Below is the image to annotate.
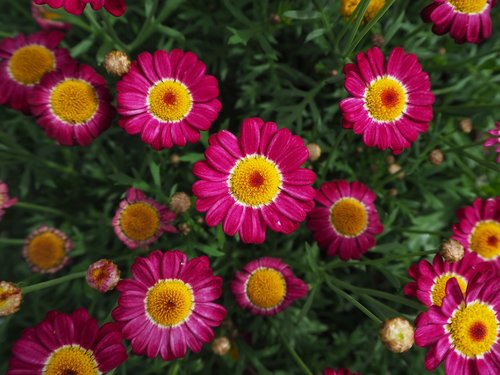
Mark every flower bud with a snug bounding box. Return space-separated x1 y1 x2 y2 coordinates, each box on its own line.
429 149 444 165
372 34 385 47
270 14 281 24
307 143 321 162
103 50 131 76
388 188 398 197
86 259 120 293
459 118 473 134
178 223 191 235
440 239 464 263
0 281 22 316
212 336 231 356
170 192 191 214
170 154 180 166
379 317 414 353
388 163 405 179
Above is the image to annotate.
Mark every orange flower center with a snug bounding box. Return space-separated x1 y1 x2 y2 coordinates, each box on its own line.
330 197 368 237
364 76 407 122
448 0 488 14
50 79 99 125
43 345 99 375
246 268 286 309
470 220 500 259
8 44 55 85
26 231 67 271
148 80 192 122
430 273 467 307
119 202 160 242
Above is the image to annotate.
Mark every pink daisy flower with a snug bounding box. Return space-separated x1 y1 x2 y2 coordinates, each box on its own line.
193 118 316 244
340 47 434 154
86 259 121 293
231 257 308 316
0 31 71 114
23 225 72 274
7 308 127 374
31 4 71 32
421 0 496 44
0 181 17 221
112 187 177 249
415 271 500 373
112 250 226 360
452 197 500 268
325 369 361 375
117 50 222 150
484 122 500 163
29 62 115 146
33 0 126 17
403 253 483 307
307 180 384 260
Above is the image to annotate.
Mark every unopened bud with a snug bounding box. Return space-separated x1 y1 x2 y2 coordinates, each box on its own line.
379 317 414 353
330 69 339 77
0 281 22 316
170 192 191 214
170 154 180 166
429 149 444 165
103 50 131 76
438 47 446 56
388 188 398 197
440 239 464 263
459 118 473 134
307 143 321 162
270 14 281 24
86 259 120 293
388 163 404 179
212 336 231 356
372 34 385 47
178 223 191 235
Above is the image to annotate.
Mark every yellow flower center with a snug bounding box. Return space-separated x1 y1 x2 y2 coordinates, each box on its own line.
146 279 194 327
470 220 500 260
340 0 386 22
364 76 407 122
246 268 286 309
148 80 193 122
447 302 498 358
8 45 55 86
26 231 66 271
0 194 4 207
40 7 65 21
119 202 160 242
431 273 467 307
50 79 99 125
448 0 488 14
229 155 282 207
330 198 368 237
43 345 99 375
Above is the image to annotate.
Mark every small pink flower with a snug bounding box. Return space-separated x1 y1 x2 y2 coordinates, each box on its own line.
112 250 226 360
193 118 316 244
484 122 500 163
117 50 222 149
86 259 121 293
31 4 71 32
112 187 177 249
0 31 71 114
29 62 115 146
33 0 126 16
7 308 127 374
0 181 17 221
415 271 500 373
421 0 495 44
340 47 434 154
231 257 308 316
452 197 500 268
307 180 383 260
324 369 361 375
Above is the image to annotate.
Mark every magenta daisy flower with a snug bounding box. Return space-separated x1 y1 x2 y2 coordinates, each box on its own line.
86 259 121 293
325 369 361 375
421 0 495 44
117 50 222 150
112 187 177 249
484 122 500 163
231 257 308 316
193 118 316 244
33 0 126 16
307 180 383 260
0 31 71 114
7 308 127 374
23 225 72 274
29 62 115 146
31 4 71 32
340 47 434 154
112 250 226 360
403 253 483 307
415 271 500 373
0 181 17 221
452 197 500 268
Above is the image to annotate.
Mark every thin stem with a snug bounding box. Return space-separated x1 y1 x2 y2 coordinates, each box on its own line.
324 249 437 269
15 201 67 217
325 279 382 324
0 238 24 245
271 321 314 375
392 227 450 236
22 271 87 294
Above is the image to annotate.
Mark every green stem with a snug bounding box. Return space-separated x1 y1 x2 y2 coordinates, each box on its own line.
312 0 337 55
127 0 160 52
22 271 86 294
393 228 450 236
0 238 24 245
167 361 181 375
325 279 382 324
342 0 371 57
271 321 314 375
324 249 437 269
15 201 67 217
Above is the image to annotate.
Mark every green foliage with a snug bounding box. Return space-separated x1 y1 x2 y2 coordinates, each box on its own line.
0 0 499 374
